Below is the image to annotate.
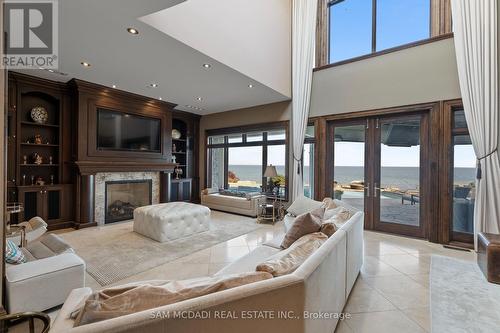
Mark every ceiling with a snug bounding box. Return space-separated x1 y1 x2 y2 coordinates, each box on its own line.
14 0 291 115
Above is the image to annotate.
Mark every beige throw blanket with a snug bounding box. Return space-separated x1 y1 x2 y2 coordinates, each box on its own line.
72 271 273 327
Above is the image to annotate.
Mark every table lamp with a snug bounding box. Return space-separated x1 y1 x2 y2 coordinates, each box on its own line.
263 165 278 193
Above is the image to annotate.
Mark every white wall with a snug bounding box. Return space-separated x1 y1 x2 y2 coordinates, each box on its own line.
141 0 291 98
310 37 461 116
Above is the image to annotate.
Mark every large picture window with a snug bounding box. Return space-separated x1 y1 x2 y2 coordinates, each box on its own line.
206 123 288 198
328 0 431 63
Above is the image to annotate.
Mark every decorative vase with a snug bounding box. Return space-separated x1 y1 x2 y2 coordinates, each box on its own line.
172 129 181 140
30 106 48 124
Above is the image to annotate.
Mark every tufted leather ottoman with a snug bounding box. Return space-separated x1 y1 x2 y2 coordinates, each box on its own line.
133 203 211 242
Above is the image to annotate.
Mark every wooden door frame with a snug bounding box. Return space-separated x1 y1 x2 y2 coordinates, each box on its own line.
326 118 372 229
371 112 430 239
438 99 474 247
323 103 440 240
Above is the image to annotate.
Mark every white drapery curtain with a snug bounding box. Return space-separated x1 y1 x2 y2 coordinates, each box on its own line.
291 0 318 201
451 0 500 245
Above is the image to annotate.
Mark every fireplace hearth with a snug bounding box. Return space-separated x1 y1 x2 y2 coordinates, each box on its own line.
105 180 152 223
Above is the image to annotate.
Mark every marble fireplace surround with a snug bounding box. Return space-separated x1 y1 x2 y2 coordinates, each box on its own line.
94 172 160 225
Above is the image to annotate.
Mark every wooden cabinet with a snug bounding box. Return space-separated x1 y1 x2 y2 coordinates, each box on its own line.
17 184 73 230
171 112 200 203
7 72 75 230
170 178 192 202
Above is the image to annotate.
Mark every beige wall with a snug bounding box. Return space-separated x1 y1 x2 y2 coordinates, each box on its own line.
310 37 461 116
199 101 291 190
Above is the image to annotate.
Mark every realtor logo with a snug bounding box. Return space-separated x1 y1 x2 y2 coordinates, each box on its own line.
2 0 58 69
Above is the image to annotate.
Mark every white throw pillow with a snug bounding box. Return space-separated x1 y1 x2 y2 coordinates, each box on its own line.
286 195 323 216
324 206 343 220
323 206 354 227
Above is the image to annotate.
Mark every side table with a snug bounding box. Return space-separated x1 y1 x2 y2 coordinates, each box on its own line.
257 195 285 224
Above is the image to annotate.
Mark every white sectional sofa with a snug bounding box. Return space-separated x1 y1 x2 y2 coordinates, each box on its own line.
50 208 364 333
201 188 264 217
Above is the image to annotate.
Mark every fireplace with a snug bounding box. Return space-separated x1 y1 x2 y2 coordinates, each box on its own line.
105 180 152 224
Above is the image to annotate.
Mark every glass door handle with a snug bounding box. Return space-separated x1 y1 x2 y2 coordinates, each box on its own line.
364 186 370 197
374 183 381 198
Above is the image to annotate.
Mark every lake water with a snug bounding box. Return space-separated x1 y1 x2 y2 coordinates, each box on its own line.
228 165 476 191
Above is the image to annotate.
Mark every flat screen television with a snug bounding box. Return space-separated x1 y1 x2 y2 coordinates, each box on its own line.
97 108 161 152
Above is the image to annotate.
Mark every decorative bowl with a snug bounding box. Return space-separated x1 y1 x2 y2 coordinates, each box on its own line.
172 129 181 140
30 106 48 124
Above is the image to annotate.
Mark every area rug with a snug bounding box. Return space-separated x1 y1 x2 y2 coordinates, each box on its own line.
430 255 500 333
60 211 264 286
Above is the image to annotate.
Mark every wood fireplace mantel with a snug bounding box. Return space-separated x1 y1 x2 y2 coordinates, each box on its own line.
75 161 177 175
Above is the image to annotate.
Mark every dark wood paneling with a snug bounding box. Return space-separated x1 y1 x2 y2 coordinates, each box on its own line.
70 79 175 165
315 0 330 68
7 73 201 230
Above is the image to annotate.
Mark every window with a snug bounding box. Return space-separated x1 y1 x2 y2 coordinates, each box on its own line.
328 0 431 63
268 144 287 197
303 124 316 198
228 146 263 189
450 110 476 241
206 123 288 198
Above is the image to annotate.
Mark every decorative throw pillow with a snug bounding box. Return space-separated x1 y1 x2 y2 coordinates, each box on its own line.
320 222 337 237
5 240 26 265
324 206 343 220
286 195 323 217
322 197 338 210
281 211 322 249
323 206 354 227
257 232 328 276
332 199 359 215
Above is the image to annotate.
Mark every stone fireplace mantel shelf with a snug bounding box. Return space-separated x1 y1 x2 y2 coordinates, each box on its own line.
75 161 177 175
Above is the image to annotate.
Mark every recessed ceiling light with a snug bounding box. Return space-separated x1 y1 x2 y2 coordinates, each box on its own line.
47 69 54 73
149 83 158 88
186 105 192 108
127 27 139 35
196 97 203 101
158 97 162 100
248 84 254 88
81 61 91 67
202 63 211 69
112 84 117 88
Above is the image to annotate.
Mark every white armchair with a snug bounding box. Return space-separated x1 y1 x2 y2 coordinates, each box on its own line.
7 216 48 247
5 233 86 313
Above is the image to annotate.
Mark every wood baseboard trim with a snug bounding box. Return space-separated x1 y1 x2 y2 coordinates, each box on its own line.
75 222 98 229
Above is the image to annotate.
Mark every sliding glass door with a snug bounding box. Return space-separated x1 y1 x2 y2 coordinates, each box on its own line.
328 112 429 238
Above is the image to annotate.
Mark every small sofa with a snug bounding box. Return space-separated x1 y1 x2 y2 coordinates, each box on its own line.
201 188 264 217
50 209 364 333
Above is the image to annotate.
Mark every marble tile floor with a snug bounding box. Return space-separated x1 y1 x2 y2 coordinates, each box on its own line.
49 216 476 333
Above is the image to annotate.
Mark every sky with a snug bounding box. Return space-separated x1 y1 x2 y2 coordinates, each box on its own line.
227 141 476 168
329 0 431 63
